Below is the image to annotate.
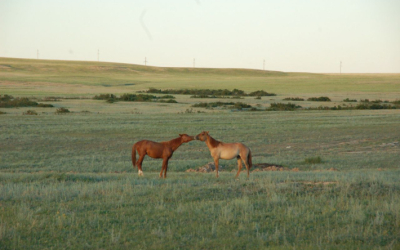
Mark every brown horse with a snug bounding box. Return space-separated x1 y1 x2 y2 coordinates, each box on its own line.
132 134 194 178
195 131 252 178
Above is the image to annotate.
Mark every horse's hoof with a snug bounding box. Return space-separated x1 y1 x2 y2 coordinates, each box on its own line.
138 170 144 176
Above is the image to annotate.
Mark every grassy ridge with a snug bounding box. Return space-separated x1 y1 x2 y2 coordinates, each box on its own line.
1 57 400 97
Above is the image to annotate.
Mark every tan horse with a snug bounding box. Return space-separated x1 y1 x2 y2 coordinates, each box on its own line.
132 134 194 178
195 131 252 178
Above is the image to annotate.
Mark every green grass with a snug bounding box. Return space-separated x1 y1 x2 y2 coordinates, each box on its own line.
1 57 400 249
0 171 399 249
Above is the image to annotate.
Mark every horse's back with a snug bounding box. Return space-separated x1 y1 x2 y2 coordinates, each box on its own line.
135 140 163 151
216 142 247 160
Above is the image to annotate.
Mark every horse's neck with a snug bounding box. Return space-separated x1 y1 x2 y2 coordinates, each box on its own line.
167 137 183 151
206 135 220 149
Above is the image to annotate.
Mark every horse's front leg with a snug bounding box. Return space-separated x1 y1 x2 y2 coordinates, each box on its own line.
213 157 220 178
163 158 170 178
160 158 169 178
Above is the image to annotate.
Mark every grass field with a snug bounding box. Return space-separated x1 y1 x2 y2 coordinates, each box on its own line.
1 57 399 249
1 57 400 99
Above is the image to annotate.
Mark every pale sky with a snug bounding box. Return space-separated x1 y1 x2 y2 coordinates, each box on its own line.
1 0 399 73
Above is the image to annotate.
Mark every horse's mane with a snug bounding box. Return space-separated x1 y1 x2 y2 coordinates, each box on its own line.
208 135 221 148
162 137 181 145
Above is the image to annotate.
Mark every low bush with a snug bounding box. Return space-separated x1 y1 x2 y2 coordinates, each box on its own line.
304 156 323 164
267 103 301 111
343 98 357 102
93 94 117 100
307 97 331 102
0 111 7 115
192 102 233 108
143 88 275 97
119 94 156 102
248 90 276 96
190 95 217 98
192 102 251 109
355 103 396 110
0 95 53 108
283 97 304 101
233 102 252 109
159 99 178 103
37 103 54 107
23 110 38 115
55 107 70 114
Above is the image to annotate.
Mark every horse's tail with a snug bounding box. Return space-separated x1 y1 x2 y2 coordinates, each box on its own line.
248 150 252 169
132 143 137 168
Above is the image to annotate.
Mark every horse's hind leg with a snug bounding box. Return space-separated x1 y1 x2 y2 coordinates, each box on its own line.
137 154 145 176
235 156 243 178
240 153 250 178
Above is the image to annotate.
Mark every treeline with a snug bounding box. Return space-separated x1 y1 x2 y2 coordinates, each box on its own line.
93 93 177 103
142 88 276 97
0 95 53 108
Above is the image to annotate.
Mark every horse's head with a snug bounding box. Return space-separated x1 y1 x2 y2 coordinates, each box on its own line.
195 131 209 141
179 134 195 143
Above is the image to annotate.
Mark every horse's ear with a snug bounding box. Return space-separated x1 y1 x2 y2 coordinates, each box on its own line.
179 134 183 137
206 131 209 134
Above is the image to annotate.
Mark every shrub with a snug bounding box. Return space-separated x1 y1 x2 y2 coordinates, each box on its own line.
268 103 301 111
343 98 357 102
248 90 276 96
143 88 275 97
360 99 369 103
93 94 117 100
119 94 156 102
0 95 13 102
23 110 38 115
159 99 178 103
233 102 252 109
0 95 53 108
192 102 234 108
307 97 331 102
283 97 304 101
55 107 70 114
37 103 54 107
355 103 396 110
392 99 400 105
192 102 251 109
190 95 217 98
0 111 7 115
304 156 322 164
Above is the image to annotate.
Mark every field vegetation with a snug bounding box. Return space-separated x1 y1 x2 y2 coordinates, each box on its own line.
1 57 399 249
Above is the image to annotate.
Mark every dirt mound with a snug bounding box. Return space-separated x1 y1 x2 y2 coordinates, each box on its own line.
186 162 301 173
185 162 224 173
313 167 338 172
252 163 296 172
